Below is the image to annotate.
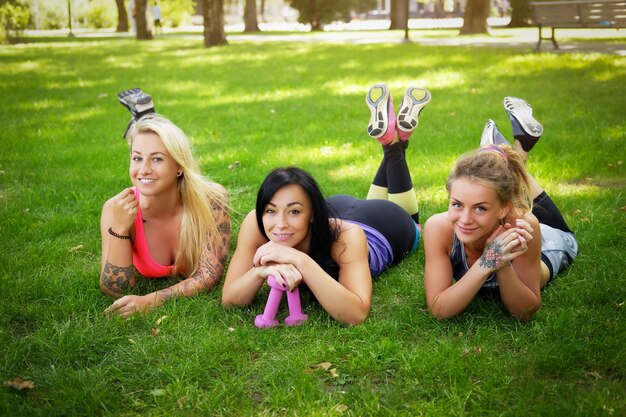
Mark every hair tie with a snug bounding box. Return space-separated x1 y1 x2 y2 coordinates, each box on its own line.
478 144 507 161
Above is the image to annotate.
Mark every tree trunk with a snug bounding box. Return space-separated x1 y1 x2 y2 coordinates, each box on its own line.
135 0 153 39
389 0 399 29
244 0 260 32
508 0 532 27
398 0 408 30
115 0 129 32
260 0 266 22
308 0 322 31
201 0 227 47
460 0 489 35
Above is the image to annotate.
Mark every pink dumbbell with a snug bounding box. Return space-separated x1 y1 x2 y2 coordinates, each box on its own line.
254 275 308 328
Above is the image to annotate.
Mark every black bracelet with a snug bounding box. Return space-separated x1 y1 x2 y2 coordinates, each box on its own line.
108 227 131 240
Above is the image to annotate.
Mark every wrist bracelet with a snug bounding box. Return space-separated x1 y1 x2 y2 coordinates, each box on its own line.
108 227 131 240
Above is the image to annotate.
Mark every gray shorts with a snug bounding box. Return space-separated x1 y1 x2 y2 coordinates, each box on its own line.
540 223 578 280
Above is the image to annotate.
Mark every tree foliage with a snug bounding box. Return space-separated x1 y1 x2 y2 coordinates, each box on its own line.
286 0 376 31
0 0 30 43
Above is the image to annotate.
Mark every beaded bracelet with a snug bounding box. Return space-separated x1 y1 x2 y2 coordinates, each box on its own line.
108 227 131 240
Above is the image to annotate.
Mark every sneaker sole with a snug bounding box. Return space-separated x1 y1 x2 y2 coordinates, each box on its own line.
504 96 543 138
479 119 497 146
397 87 431 133
366 83 390 141
117 88 153 114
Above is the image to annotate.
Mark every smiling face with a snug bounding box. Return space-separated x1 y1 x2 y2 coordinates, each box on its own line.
129 132 180 196
448 177 509 246
262 184 313 250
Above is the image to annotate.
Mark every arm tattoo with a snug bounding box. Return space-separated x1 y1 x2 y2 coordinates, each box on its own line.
100 261 133 294
157 205 231 302
479 241 506 270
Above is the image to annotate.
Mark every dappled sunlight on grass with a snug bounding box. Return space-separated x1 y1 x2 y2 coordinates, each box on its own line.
2 33 625 417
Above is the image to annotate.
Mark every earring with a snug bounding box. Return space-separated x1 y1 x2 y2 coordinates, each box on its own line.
177 171 182 177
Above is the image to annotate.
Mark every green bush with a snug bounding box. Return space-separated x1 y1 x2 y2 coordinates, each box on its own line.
0 0 30 43
86 0 116 29
161 0 195 28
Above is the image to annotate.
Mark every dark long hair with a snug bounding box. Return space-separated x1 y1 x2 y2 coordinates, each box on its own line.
255 167 340 276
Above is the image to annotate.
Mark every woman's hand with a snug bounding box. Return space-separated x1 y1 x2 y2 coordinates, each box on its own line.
103 294 159 319
110 188 138 234
256 263 303 291
253 241 305 270
502 219 534 253
479 225 529 272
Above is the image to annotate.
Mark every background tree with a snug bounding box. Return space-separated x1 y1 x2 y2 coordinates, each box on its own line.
460 0 489 35
508 0 532 27
115 0 129 32
286 0 376 31
389 0 399 29
135 0 152 39
200 0 227 47
244 0 260 32
0 0 30 43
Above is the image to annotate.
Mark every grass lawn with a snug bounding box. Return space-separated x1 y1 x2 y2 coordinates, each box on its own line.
0 29 625 416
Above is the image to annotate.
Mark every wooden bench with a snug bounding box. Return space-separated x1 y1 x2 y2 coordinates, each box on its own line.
529 1 626 50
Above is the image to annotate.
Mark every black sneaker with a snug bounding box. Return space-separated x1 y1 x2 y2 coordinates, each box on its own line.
504 96 543 151
117 88 155 119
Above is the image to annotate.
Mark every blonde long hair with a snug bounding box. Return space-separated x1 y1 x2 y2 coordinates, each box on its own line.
446 144 532 217
127 114 228 276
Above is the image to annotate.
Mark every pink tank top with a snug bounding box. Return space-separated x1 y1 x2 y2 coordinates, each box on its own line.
132 187 175 277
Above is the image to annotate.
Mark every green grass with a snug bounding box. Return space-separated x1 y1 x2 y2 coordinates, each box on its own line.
1 29 625 416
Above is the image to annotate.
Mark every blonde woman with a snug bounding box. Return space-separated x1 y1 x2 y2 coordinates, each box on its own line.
424 97 577 321
100 89 230 318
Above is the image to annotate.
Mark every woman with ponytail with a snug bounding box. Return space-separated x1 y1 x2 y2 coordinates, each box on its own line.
99 89 231 318
424 97 578 321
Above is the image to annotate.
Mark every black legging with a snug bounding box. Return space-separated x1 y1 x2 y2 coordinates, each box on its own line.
326 194 417 263
533 191 573 233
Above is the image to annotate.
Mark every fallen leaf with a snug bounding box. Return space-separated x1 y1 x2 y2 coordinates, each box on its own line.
69 244 83 253
330 368 339 378
449 112 456 117
580 217 591 223
4 378 35 391
571 209 582 216
334 404 349 413
151 328 160 336
475 345 482 354
177 395 188 410
228 161 240 170
619 206 626 212
585 371 602 379
311 362 333 371
227 327 235 332
156 316 169 325
151 388 167 396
